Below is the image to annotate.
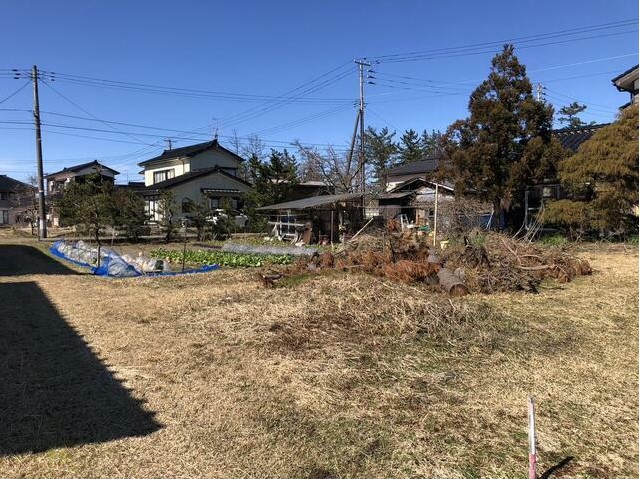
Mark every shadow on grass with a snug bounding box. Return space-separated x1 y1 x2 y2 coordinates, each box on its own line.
0 281 161 455
540 456 575 479
0 245 79 276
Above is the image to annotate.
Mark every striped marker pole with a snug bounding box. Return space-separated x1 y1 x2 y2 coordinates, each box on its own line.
528 396 537 479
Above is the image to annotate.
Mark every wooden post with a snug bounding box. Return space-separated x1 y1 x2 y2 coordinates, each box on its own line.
433 183 439 247
330 208 334 249
528 396 537 479
181 219 187 273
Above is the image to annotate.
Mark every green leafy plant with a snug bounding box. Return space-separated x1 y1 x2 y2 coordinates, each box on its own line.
150 249 294 268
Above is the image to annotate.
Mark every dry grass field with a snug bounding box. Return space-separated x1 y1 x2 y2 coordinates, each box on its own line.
0 234 637 478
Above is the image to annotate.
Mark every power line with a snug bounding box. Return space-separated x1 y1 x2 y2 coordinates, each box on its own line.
216 67 354 130
36 69 353 104
544 88 619 112
40 79 155 146
367 19 638 63
0 81 31 105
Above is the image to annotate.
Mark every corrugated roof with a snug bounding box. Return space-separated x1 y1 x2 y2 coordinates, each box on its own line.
552 124 609 152
45 160 120 179
256 192 363 210
138 140 244 166
378 191 415 200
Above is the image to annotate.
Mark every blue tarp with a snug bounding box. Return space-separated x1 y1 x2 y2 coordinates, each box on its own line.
50 240 219 278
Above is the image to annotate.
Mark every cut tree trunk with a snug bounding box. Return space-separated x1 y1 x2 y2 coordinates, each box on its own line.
438 268 469 296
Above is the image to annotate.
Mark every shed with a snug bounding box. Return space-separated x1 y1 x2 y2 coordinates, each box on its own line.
257 193 364 243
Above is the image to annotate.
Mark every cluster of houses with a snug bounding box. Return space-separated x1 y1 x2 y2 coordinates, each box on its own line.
1 64 637 241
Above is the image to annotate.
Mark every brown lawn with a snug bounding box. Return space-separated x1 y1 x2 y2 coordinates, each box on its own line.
0 236 637 478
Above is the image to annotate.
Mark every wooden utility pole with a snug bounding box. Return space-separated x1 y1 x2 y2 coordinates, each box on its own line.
32 65 47 240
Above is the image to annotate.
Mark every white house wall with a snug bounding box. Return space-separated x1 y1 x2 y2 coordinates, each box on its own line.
143 159 190 187
189 149 241 172
165 173 252 219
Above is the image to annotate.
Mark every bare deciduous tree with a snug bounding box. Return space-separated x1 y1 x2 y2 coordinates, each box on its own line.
294 142 361 193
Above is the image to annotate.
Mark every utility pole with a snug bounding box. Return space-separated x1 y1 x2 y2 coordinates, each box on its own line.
355 59 370 194
32 65 47 240
536 83 545 102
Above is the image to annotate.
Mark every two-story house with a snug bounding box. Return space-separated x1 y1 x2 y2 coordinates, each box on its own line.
0 175 36 226
45 160 119 226
137 139 252 221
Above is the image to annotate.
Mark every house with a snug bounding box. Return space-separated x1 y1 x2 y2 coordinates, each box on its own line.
0 175 36 226
45 160 119 226
46 160 119 195
377 177 456 224
137 139 252 221
612 64 639 109
384 154 441 192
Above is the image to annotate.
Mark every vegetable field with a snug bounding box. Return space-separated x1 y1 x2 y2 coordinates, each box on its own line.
150 248 294 268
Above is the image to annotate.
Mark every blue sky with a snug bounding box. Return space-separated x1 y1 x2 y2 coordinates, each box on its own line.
0 0 637 183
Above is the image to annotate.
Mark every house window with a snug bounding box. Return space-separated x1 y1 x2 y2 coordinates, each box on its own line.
209 197 220 209
153 169 175 184
0 192 8 200
182 198 192 214
0 210 8 224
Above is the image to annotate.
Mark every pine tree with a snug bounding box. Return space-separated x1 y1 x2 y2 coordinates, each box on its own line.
397 129 423 164
247 149 298 206
441 44 564 229
419 129 442 156
558 102 588 128
546 106 639 237
57 173 117 246
365 126 398 185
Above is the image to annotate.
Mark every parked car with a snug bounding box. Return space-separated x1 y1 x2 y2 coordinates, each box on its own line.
207 209 249 228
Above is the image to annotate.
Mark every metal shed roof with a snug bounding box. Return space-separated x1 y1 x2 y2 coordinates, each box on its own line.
256 192 363 211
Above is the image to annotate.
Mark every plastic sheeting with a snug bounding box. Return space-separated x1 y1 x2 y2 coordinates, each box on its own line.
50 240 218 278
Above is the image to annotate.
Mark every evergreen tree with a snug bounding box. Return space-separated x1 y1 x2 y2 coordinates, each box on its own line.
419 129 442 156
397 129 423 164
246 149 299 206
441 44 564 229
112 189 146 241
546 106 639 237
157 190 177 242
57 173 117 246
558 102 588 128
365 126 398 185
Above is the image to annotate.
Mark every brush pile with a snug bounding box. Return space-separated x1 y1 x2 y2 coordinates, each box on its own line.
290 221 441 284
440 230 592 293
266 222 592 295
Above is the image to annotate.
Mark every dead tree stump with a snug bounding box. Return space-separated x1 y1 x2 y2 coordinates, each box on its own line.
437 268 469 296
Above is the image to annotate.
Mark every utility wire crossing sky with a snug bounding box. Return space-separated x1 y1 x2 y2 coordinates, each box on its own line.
0 1 637 183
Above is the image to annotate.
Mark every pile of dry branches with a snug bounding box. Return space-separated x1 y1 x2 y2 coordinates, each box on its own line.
291 222 440 284
265 222 591 294
440 230 592 293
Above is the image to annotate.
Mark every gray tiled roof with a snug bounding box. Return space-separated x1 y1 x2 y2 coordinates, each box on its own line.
552 124 609 152
385 154 441 177
0 174 35 192
138 140 244 167
45 160 119 179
